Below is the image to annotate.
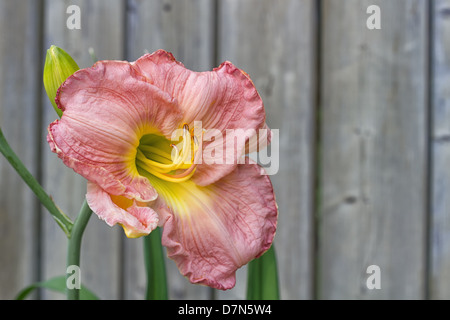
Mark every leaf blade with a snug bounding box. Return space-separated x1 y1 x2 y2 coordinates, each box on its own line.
15 276 99 300
246 245 280 300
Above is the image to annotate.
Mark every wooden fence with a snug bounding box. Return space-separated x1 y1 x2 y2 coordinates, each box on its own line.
0 0 449 299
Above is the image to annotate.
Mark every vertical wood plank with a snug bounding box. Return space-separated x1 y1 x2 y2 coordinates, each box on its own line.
0 0 42 299
124 0 215 299
41 0 124 299
319 0 428 299
431 0 450 300
218 0 317 299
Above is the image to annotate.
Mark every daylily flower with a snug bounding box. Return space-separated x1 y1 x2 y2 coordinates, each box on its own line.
47 50 278 290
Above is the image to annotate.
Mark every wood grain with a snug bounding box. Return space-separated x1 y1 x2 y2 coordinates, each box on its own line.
319 0 428 299
0 0 42 299
0 0 442 301
431 0 450 300
41 0 125 299
218 0 317 299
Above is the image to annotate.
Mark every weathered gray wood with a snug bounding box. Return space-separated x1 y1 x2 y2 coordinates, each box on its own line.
124 0 215 299
431 0 450 300
0 0 42 299
126 0 214 70
319 0 428 299
218 0 317 299
41 0 124 299
1 0 442 301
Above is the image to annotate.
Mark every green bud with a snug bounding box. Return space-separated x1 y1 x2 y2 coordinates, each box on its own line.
43 45 79 118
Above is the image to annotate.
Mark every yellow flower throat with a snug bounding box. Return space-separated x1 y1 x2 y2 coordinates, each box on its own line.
135 124 200 183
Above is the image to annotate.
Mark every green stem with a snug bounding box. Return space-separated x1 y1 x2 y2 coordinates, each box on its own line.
0 128 73 237
66 200 92 300
143 227 168 300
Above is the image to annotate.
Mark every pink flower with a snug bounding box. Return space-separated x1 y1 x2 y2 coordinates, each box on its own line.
47 50 278 290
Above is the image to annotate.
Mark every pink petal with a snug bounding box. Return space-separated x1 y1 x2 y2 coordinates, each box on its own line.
246 123 273 153
153 162 278 290
132 50 268 186
86 182 159 238
47 59 183 202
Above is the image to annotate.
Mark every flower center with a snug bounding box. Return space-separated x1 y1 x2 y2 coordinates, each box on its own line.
135 124 201 183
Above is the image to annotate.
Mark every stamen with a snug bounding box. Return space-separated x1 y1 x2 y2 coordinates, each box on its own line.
167 137 202 179
136 149 177 173
137 157 195 183
136 125 203 183
139 145 173 161
178 126 193 167
170 144 180 163
162 163 197 180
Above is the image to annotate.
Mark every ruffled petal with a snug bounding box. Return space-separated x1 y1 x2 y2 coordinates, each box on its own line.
132 50 268 186
86 182 159 238
246 123 272 153
47 59 183 202
150 162 278 290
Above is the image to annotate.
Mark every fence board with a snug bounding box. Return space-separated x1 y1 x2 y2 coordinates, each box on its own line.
123 0 215 300
319 0 428 299
41 0 125 299
0 0 42 299
0 0 445 301
431 0 450 300
218 0 317 299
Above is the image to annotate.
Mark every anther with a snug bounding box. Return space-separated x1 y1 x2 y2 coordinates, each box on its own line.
193 135 199 146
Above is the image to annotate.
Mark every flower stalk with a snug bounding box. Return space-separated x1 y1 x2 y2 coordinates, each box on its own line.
143 227 168 300
0 128 73 237
66 199 92 300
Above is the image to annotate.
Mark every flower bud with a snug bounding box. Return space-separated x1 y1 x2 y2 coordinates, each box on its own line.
43 45 79 117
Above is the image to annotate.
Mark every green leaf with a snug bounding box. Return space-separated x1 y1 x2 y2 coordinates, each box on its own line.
143 227 168 300
15 276 99 300
246 245 280 300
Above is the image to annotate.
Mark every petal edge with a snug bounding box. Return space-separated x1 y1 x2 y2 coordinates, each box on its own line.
153 162 278 290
